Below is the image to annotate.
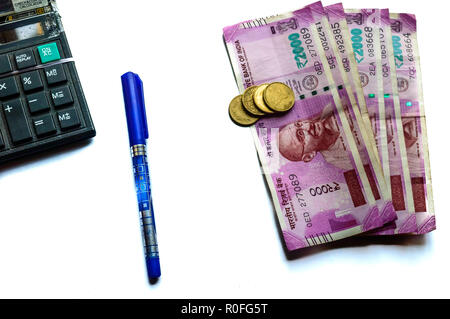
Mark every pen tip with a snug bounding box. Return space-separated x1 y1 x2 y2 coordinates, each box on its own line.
149 277 159 285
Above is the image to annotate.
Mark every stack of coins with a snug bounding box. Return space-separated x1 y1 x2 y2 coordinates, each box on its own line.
228 82 296 127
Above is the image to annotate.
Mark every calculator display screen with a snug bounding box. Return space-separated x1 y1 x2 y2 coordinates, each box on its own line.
0 22 44 45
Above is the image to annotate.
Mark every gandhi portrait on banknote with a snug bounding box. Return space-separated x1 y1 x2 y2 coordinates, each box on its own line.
402 118 418 149
278 104 357 170
402 117 423 174
385 115 422 173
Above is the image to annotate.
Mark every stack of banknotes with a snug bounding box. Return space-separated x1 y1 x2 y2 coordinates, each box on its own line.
223 1 435 251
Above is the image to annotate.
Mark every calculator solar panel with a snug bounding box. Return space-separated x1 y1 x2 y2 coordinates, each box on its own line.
0 1 95 164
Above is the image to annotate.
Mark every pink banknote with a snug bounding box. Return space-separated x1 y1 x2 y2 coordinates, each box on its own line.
223 4 395 251
308 2 394 225
344 9 390 171
324 3 368 116
389 13 435 234
366 9 419 234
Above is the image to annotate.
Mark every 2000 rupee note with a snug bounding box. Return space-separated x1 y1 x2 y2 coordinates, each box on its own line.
308 1 394 226
223 5 395 250
389 13 435 234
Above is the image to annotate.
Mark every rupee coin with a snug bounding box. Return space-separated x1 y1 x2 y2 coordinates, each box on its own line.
253 84 274 114
264 82 295 112
242 86 265 116
229 95 260 127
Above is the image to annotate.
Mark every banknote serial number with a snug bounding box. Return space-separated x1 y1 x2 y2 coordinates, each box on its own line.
289 174 312 228
330 23 346 54
330 22 350 72
380 28 389 78
351 27 374 63
316 23 336 70
289 174 306 207
315 23 330 52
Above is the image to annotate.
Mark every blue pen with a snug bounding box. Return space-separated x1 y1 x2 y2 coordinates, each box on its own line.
121 72 161 280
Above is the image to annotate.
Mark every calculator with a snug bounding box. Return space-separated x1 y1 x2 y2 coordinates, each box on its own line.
0 0 95 164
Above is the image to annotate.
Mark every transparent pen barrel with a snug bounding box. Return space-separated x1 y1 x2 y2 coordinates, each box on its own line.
131 144 159 258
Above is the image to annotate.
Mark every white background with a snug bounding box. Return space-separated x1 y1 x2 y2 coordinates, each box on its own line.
0 0 448 299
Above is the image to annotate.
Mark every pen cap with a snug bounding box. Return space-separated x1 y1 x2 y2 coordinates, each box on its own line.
121 72 149 145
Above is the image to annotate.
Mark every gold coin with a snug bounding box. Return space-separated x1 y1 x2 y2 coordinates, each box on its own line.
253 84 274 114
242 86 265 116
263 82 295 112
228 95 260 127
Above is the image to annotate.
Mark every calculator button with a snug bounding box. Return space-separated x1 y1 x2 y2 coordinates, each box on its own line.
44 64 66 85
37 43 61 64
0 76 19 99
33 114 56 137
51 86 73 107
3 99 32 144
57 108 80 130
0 55 12 74
27 92 50 114
20 71 43 92
14 49 37 70
0 132 4 149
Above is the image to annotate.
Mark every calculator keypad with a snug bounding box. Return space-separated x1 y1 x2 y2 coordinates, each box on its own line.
21 71 43 92
0 55 12 74
58 108 80 130
27 91 50 114
14 48 37 70
3 99 32 144
51 86 73 107
0 40 91 155
33 114 56 137
0 132 4 149
44 64 66 85
0 77 19 99
37 43 61 64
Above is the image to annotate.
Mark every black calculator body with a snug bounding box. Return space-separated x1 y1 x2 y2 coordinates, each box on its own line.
0 0 95 164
